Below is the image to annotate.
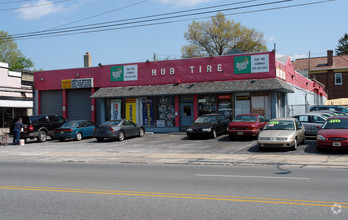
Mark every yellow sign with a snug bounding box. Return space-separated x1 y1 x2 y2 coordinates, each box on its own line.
62 79 72 89
126 101 136 123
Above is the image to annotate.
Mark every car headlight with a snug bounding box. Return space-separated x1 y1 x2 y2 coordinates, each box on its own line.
202 128 212 132
317 135 326 141
187 128 193 132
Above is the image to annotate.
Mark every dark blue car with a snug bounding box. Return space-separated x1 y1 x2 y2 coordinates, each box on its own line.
54 120 95 141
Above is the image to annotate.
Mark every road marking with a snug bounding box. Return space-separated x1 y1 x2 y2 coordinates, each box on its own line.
0 185 347 208
195 174 311 180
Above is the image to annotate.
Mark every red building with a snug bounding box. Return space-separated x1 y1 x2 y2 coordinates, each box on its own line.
35 51 326 132
293 50 348 100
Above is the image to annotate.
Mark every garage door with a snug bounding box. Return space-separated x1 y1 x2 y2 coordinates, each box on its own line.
40 90 63 116
67 89 91 120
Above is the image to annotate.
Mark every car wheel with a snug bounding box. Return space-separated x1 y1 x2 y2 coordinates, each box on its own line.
76 132 82 141
118 131 125 141
139 128 145 137
229 135 235 141
211 129 217 139
59 138 65 142
187 134 194 140
37 130 47 142
301 135 306 145
290 139 298 151
96 138 104 142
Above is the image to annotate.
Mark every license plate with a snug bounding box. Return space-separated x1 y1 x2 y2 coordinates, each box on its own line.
60 131 64 134
237 132 243 135
333 142 341 147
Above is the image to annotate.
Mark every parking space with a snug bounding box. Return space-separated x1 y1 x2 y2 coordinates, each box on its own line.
3 133 331 156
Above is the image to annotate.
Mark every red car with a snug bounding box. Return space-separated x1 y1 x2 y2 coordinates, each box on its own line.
316 116 348 152
227 114 267 140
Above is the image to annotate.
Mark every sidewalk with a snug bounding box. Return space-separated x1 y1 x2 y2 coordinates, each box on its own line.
0 133 347 168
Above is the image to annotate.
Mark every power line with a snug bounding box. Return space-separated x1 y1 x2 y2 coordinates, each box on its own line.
8 0 335 40
0 0 70 12
0 0 35 5
10 0 259 37
50 0 151 29
10 0 295 39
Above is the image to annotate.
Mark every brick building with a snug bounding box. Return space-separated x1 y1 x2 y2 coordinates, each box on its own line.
292 50 348 100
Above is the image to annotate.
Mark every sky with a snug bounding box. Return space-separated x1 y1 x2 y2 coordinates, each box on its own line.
1 0 346 70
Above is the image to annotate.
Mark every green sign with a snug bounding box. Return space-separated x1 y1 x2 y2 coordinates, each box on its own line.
234 56 251 74
110 66 124 82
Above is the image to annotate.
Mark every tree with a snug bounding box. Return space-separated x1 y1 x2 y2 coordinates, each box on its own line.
335 33 348 56
181 12 267 58
0 30 34 70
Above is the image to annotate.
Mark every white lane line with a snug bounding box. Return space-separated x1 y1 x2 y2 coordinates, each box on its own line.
230 141 257 153
195 174 310 180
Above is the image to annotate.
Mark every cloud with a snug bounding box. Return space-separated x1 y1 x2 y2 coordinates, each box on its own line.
16 0 65 20
276 53 307 61
267 36 276 42
157 0 216 7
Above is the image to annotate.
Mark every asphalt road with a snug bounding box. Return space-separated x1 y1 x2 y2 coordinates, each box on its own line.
0 162 347 220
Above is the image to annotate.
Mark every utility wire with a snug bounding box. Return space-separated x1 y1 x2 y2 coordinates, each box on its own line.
0 0 35 5
11 0 258 37
0 0 70 12
9 0 335 40
50 0 151 29
10 0 294 39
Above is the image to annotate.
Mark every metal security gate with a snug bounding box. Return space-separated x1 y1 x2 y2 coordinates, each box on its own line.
67 89 91 120
40 90 63 116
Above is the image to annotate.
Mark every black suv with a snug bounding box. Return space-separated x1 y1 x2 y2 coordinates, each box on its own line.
11 115 66 142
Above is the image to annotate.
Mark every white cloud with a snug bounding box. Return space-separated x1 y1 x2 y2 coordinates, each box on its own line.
16 0 65 20
267 36 276 42
157 0 215 7
276 53 307 61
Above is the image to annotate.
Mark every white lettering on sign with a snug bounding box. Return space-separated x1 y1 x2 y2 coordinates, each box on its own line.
152 64 225 77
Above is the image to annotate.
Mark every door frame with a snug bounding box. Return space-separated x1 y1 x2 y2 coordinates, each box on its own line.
179 102 194 131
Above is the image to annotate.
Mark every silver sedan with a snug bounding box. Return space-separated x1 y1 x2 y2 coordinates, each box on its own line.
257 118 305 151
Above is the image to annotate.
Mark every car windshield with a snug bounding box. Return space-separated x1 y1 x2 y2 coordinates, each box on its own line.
62 121 79 127
233 115 257 122
264 120 295 130
322 118 348 129
102 120 121 126
195 116 217 124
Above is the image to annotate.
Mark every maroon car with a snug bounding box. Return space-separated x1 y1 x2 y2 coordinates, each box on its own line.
227 114 267 140
316 116 348 152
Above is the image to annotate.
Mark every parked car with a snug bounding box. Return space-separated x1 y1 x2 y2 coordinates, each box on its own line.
94 119 145 142
54 120 95 141
316 116 348 152
227 114 267 140
310 105 348 113
311 110 348 116
257 118 305 151
10 115 66 142
292 112 328 137
186 113 230 139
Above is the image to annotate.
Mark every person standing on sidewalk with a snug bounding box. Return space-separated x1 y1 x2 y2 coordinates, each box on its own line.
13 118 24 145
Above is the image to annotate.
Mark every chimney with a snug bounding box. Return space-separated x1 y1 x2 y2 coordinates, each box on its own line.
327 50 333 66
84 52 92 68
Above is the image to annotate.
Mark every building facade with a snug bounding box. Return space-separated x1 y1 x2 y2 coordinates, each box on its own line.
34 51 327 132
293 50 348 100
0 62 34 128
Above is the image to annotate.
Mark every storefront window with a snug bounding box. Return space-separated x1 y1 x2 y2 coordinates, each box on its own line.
142 98 155 127
198 95 217 116
217 95 233 120
156 96 175 127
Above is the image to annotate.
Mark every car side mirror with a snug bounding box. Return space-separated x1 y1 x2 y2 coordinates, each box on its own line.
260 127 264 131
